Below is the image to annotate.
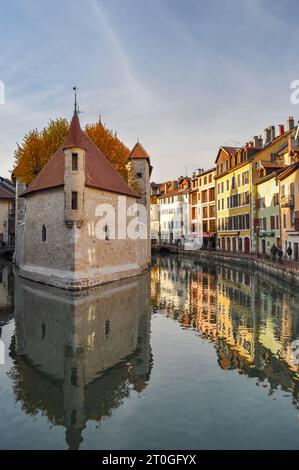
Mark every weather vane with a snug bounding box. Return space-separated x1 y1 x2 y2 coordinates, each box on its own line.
73 86 78 114
73 86 84 115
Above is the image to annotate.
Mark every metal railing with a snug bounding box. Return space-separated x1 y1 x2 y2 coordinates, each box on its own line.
280 195 294 207
210 249 299 273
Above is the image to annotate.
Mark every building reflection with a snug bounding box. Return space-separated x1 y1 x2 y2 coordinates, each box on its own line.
152 255 299 408
0 262 14 332
9 272 152 449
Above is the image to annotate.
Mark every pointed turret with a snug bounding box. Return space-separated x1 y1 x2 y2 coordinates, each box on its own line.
127 141 151 265
63 112 86 151
129 142 151 162
63 111 86 230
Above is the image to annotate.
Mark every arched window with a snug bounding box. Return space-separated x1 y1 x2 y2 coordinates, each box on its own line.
42 225 47 242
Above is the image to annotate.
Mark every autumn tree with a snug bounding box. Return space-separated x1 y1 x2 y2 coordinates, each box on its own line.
12 117 135 188
13 118 68 185
85 121 130 181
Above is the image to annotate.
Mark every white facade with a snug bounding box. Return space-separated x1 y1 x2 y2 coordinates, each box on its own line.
150 203 160 241
159 192 189 243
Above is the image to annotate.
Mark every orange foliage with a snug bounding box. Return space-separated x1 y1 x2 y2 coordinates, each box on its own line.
85 122 129 181
12 118 131 185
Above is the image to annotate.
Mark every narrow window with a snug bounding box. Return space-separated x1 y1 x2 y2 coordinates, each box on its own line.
72 153 78 171
104 224 109 240
136 172 142 178
104 320 110 337
42 224 47 242
41 323 46 340
71 191 78 210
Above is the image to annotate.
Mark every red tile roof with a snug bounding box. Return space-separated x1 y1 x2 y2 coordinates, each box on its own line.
22 113 139 198
129 142 150 161
0 186 15 200
62 113 87 150
158 188 189 198
221 146 239 157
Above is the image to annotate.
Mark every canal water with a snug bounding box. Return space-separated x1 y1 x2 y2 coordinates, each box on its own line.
0 254 299 449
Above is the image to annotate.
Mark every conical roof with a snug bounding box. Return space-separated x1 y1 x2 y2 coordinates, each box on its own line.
129 142 150 161
22 113 139 198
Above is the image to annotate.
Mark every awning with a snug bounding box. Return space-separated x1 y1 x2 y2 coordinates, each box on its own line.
218 232 240 237
259 231 275 237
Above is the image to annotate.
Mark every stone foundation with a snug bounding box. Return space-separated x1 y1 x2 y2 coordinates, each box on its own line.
19 262 145 290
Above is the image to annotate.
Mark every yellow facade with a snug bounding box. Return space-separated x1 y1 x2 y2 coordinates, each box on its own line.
215 130 295 253
215 148 251 253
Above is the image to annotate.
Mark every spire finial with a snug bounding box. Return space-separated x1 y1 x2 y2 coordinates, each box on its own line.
137 137 139 144
73 86 78 115
99 114 102 125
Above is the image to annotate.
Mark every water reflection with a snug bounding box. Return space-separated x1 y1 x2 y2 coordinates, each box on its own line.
151 255 299 408
9 272 152 449
0 262 14 332
3 255 299 449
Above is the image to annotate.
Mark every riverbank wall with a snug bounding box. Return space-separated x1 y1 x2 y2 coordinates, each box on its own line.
174 250 299 288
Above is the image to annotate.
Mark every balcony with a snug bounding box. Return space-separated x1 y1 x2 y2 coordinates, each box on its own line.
281 195 294 207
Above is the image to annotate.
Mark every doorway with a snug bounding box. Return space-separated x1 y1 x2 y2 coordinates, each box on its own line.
244 237 250 254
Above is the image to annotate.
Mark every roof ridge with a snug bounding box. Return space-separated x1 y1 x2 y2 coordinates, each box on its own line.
22 114 139 199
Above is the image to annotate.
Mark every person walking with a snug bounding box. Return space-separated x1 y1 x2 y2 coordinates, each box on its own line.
286 245 293 259
277 247 283 263
271 244 277 259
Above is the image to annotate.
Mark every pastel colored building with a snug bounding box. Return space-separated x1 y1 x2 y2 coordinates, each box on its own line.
0 177 15 246
215 118 297 253
255 172 280 256
277 161 299 260
189 167 216 248
158 177 190 244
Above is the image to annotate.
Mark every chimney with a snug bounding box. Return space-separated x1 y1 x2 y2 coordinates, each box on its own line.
270 125 275 141
278 124 284 136
264 128 271 145
288 115 294 131
253 135 263 149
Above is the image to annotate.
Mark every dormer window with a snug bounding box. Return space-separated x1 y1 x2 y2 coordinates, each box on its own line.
72 153 78 171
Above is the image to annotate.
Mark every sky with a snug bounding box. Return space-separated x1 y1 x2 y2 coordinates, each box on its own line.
1 0 299 182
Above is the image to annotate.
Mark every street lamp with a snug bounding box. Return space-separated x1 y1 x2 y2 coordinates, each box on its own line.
255 225 260 257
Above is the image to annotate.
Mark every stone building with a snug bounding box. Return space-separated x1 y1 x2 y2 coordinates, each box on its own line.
16 111 151 289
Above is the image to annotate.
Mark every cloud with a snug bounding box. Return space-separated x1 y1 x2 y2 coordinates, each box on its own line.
88 0 155 109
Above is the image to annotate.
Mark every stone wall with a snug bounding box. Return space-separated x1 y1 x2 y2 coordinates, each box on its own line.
127 158 151 265
178 249 299 288
22 188 73 271
19 186 149 289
